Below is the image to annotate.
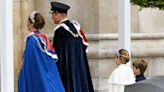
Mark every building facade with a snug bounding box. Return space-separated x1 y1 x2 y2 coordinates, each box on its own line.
13 0 164 91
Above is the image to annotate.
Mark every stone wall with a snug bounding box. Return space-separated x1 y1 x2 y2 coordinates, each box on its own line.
138 8 164 33
34 0 138 34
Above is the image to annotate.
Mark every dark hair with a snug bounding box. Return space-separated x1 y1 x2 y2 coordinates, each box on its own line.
29 13 45 29
118 49 130 64
133 59 147 74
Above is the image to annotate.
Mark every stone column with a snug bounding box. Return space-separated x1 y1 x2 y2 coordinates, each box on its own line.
0 0 14 91
118 0 131 58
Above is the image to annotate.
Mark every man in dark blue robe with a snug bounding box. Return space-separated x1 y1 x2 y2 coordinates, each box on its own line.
50 2 94 92
18 31 65 92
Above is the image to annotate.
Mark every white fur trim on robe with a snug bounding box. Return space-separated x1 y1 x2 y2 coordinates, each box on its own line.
108 64 135 92
53 20 89 52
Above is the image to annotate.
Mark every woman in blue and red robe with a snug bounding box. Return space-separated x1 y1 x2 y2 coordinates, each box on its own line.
18 11 65 92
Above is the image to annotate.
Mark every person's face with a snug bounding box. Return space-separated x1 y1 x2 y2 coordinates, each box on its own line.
115 55 121 65
133 66 140 76
27 20 33 31
51 12 61 24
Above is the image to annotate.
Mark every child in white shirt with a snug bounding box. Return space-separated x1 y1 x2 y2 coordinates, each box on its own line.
108 49 135 92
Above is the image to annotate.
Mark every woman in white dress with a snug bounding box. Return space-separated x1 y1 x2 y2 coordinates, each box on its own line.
108 49 135 92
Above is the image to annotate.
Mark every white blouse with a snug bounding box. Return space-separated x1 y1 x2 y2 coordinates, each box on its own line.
108 64 135 92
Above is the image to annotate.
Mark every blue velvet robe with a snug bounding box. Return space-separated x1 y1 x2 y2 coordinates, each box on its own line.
53 20 94 92
18 31 65 92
